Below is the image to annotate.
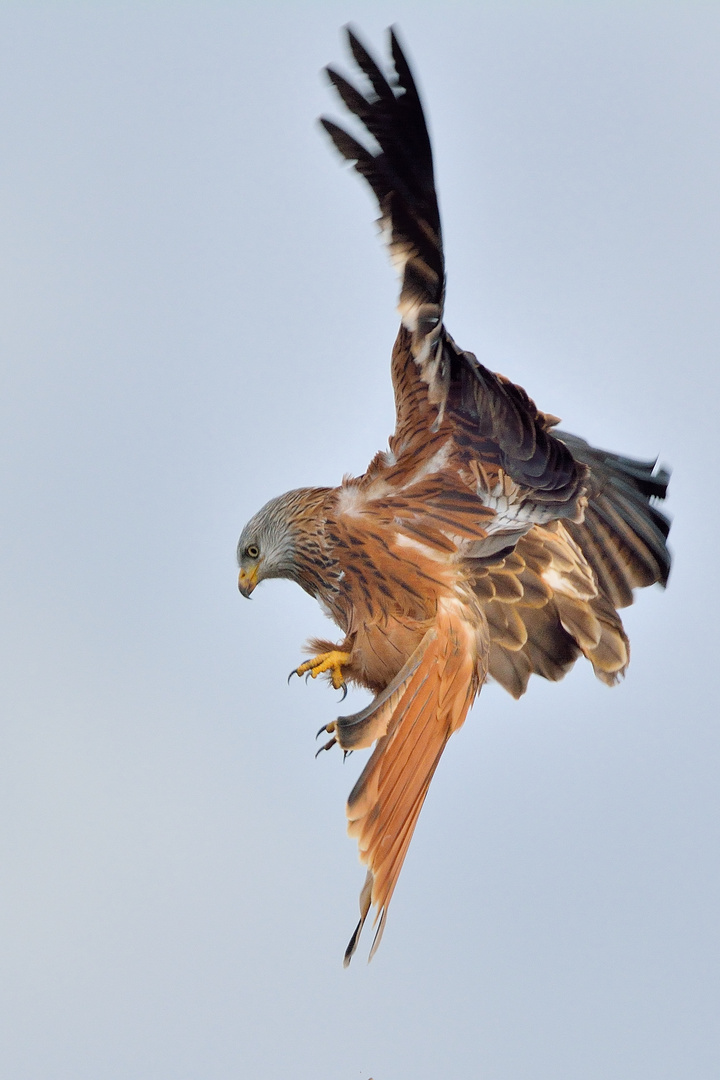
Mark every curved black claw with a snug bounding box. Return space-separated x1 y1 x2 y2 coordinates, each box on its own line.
315 736 337 757
287 666 315 685
338 682 348 702
316 722 335 739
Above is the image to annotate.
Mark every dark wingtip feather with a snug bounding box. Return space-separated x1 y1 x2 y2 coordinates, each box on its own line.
345 25 394 102
318 117 371 165
388 25 419 101
325 66 369 118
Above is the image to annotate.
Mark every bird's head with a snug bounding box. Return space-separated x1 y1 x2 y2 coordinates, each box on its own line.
236 487 330 598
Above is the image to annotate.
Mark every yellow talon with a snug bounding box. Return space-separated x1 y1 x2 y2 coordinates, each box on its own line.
295 650 351 690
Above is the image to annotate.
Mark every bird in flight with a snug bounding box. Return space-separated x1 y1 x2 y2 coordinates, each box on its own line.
236 27 670 965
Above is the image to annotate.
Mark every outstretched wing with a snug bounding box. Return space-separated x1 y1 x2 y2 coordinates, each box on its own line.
472 439 670 699
321 27 444 369
321 27 587 522
556 431 671 606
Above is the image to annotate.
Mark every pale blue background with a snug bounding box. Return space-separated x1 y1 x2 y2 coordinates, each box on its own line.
0 3 718 1078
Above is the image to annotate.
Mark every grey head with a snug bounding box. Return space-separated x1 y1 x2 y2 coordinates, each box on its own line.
236 486 332 598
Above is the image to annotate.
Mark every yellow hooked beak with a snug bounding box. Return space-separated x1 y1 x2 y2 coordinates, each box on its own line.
238 565 259 598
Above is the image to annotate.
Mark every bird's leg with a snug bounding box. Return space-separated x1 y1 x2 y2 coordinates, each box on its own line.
292 650 351 691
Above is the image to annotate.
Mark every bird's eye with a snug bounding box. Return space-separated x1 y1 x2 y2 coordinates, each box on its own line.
245 544 260 559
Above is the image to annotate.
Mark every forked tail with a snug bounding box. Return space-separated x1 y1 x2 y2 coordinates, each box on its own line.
339 602 482 964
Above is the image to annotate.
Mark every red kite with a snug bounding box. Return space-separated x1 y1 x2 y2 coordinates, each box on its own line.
237 28 670 964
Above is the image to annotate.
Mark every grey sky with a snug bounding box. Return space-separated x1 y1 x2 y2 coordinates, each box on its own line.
0 3 718 1078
